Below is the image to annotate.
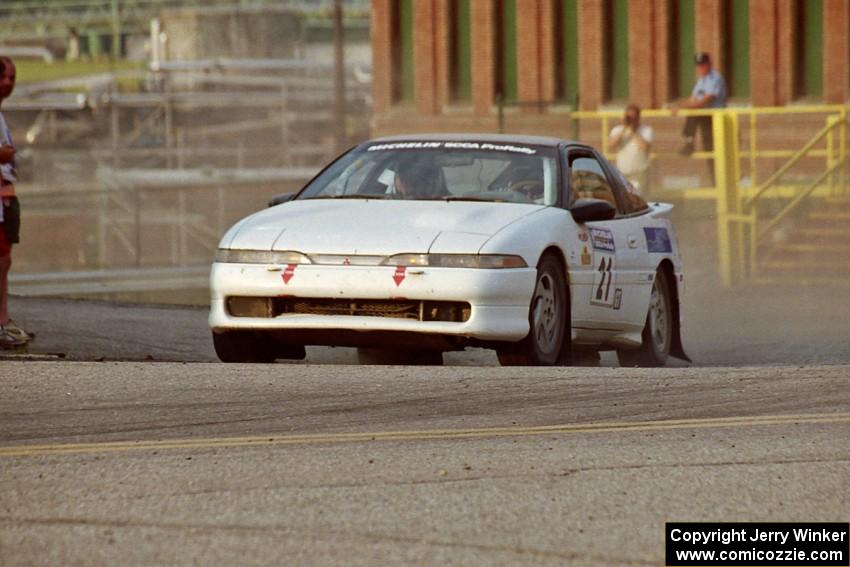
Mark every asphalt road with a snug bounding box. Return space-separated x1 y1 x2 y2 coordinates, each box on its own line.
2 283 849 566
1 362 849 566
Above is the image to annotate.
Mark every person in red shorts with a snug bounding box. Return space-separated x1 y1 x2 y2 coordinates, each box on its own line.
0 56 32 348
0 228 18 346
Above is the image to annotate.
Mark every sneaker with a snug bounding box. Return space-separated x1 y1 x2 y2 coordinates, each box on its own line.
5 320 34 341
678 140 695 156
0 328 27 349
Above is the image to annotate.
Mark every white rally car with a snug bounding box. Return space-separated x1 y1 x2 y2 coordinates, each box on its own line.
210 134 689 366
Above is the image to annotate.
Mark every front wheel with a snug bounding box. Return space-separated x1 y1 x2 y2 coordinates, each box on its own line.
617 269 672 367
497 254 568 366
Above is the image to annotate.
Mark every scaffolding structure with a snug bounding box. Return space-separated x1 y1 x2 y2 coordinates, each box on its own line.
5 59 371 280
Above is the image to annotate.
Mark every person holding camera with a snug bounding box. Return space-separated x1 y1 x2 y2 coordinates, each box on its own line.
607 103 653 197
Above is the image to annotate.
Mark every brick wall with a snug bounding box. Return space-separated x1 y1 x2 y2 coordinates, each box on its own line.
750 0 778 107
652 0 673 106
370 0 393 115
370 0 849 137
629 0 656 108
777 0 795 105
695 0 724 75
470 0 496 115
823 0 850 104
413 0 439 115
577 0 604 110
516 0 543 111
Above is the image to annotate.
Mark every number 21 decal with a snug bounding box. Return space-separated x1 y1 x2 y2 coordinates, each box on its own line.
596 257 612 301
591 254 616 307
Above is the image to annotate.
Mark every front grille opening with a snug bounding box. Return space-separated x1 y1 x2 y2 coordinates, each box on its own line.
278 298 418 319
275 298 471 322
226 296 470 322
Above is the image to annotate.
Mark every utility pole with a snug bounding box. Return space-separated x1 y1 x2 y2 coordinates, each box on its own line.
333 0 346 152
110 0 121 59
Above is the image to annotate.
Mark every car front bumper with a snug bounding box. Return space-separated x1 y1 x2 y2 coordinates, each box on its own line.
208 262 537 342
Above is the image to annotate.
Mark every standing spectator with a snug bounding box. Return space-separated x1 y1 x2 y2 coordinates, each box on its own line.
675 52 727 164
607 103 653 196
67 28 81 62
0 56 32 347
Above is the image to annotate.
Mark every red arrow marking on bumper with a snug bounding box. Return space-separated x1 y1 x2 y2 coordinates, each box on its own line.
282 264 297 284
392 265 406 286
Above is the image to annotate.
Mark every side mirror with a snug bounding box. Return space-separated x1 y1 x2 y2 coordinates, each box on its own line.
268 192 296 207
570 198 617 223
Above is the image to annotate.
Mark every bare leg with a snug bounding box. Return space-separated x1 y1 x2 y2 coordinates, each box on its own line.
0 253 10 326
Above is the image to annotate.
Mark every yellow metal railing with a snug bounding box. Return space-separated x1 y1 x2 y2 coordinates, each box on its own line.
741 112 848 283
572 104 850 285
572 105 849 191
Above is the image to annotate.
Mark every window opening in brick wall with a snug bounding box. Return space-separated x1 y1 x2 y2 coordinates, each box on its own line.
449 0 472 101
794 0 823 98
604 0 629 101
391 0 415 103
553 0 579 105
724 0 750 98
494 0 518 103
671 0 695 99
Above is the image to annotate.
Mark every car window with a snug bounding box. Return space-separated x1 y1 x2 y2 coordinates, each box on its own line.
569 155 617 208
609 165 650 214
323 157 379 196
297 143 560 205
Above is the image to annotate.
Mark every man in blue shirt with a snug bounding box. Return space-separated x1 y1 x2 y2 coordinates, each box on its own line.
676 52 727 157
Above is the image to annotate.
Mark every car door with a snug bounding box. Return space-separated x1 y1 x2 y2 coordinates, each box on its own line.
566 150 645 333
595 151 657 334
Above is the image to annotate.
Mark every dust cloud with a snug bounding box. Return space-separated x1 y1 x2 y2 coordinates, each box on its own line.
674 206 850 366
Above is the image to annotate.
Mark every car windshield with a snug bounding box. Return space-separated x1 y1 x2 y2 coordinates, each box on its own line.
297 141 560 205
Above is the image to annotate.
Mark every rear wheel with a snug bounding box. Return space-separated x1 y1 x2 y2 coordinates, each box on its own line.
213 331 277 363
357 348 444 366
497 254 568 366
617 270 672 367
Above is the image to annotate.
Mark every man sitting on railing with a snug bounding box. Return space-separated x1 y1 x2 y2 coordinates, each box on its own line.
673 52 727 184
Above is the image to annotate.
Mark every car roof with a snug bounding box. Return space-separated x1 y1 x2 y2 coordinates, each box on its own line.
365 133 587 149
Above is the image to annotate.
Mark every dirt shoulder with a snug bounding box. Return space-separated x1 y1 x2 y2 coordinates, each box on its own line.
5 281 850 366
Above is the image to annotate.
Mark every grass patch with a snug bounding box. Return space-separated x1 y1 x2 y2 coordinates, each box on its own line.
15 59 145 85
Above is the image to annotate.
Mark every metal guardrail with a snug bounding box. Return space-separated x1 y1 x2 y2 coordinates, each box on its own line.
16 169 316 278
0 46 54 62
10 265 210 296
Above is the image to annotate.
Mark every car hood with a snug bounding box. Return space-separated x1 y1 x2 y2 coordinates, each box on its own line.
224 199 543 255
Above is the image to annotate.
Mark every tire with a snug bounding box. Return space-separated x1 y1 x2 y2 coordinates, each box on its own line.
213 331 277 363
357 347 444 366
617 269 673 367
497 254 568 366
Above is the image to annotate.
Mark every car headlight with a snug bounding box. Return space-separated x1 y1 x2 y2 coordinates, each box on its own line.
381 253 527 269
215 249 312 264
